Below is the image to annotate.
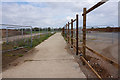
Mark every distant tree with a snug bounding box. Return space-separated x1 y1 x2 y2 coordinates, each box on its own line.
106 26 111 28
26 28 30 31
39 28 42 31
58 27 62 31
34 27 39 31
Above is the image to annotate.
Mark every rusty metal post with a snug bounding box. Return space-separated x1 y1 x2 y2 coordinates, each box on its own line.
83 8 87 64
71 19 73 48
76 14 79 55
68 22 69 43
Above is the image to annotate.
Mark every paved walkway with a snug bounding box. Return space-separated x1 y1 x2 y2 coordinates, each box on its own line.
2 33 86 78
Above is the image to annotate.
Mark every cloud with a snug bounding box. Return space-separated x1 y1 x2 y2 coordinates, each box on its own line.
1 1 118 28
1 0 119 2
66 16 74 21
0 3 2 24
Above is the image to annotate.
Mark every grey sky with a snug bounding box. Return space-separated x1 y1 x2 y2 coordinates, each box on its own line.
0 0 119 28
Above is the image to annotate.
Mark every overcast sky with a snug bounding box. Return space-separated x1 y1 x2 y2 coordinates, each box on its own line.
0 0 119 28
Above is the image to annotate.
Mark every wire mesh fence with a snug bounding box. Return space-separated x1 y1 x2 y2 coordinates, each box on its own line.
85 27 118 44
2 25 33 52
1 24 56 53
84 26 119 63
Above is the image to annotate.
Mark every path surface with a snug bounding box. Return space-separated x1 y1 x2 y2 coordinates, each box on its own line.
2 33 86 78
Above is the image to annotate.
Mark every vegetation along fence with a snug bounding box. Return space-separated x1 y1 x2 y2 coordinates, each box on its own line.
1 24 56 53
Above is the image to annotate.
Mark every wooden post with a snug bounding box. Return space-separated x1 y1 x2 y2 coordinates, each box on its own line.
76 14 79 55
68 22 69 43
71 19 73 48
63 27 64 37
83 8 86 64
62 27 63 36
66 24 67 40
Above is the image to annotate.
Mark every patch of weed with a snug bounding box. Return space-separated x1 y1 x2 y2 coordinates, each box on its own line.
18 54 24 57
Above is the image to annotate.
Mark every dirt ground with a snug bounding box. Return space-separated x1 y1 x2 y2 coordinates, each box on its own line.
66 44 118 79
2 48 31 71
68 35 119 78
86 38 119 78
86 37 118 63
2 33 42 43
1 29 27 38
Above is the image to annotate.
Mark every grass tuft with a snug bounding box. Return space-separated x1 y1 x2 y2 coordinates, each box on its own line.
18 54 24 57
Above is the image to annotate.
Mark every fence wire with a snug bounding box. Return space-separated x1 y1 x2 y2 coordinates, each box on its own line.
2 26 33 52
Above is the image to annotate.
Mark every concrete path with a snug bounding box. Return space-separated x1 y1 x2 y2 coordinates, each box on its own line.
2 33 86 78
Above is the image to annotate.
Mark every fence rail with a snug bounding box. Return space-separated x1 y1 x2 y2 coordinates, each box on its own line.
62 0 119 79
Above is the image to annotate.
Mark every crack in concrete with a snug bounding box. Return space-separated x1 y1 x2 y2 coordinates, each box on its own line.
24 59 73 62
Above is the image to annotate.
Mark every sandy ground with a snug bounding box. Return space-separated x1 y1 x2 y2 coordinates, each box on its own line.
86 37 118 63
2 33 86 78
74 33 118 78
85 37 118 78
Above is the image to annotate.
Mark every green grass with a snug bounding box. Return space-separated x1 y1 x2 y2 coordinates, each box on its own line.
31 33 55 47
80 39 83 42
13 46 19 49
90 38 97 40
26 31 54 34
5 54 13 57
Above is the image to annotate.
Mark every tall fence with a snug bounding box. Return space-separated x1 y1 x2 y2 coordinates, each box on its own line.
62 0 119 79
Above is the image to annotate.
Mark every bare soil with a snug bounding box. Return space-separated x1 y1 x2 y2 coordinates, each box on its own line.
86 38 119 78
1 29 27 38
2 48 31 71
66 38 118 78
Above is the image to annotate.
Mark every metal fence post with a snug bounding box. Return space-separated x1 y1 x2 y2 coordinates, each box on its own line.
31 27 32 47
17 27 19 40
76 14 79 55
39 28 40 38
22 28 23 40
83 8 87 64
112 31 113 44
71 19 73 48
6 27 8 43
